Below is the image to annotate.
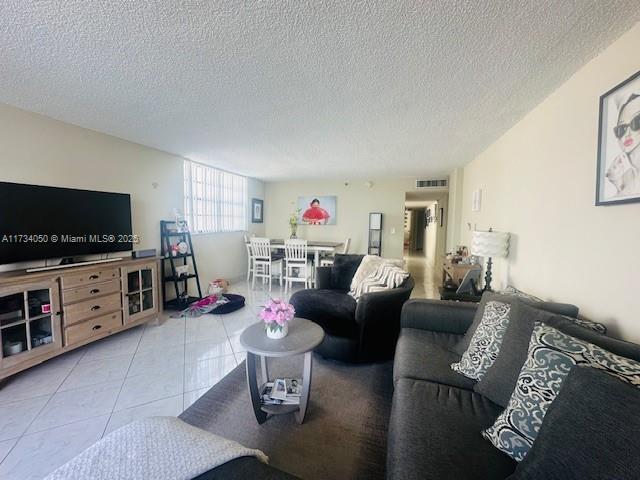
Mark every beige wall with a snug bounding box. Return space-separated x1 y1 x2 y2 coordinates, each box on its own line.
425 197 447 271
0 104 263 291
454 22 640 342
264 179 422 259
446 167 464 252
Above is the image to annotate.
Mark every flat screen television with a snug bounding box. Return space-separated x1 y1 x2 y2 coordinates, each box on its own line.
0 182 133 265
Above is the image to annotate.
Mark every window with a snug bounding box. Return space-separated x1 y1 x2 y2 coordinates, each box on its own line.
183 160 247 233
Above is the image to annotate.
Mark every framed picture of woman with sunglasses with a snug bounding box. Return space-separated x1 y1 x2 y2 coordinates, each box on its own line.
596 69 640 205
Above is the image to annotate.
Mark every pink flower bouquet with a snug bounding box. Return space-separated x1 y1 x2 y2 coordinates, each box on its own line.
260 298 295 339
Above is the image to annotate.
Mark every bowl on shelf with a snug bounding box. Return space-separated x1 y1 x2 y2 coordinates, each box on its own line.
4 341 24 356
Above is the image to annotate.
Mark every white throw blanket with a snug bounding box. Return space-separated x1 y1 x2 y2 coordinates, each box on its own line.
44 417 268 480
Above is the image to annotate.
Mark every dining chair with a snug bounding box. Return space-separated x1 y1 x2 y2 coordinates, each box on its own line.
250 237 282 291
244 235 254 281
320 238 351 266
284 239 311 293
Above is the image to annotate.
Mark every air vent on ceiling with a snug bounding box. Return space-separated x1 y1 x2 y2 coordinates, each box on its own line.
415 179 448 189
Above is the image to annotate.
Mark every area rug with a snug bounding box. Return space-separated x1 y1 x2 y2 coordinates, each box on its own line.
179 355 393 480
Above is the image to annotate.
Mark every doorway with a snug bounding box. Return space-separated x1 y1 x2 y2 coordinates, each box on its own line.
404 191 449 299
405 207 426 252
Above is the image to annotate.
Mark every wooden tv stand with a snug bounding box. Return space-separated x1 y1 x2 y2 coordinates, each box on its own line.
0 257 162 381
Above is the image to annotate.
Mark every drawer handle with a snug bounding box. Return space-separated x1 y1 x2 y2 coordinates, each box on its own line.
90 289 100 294
92 324 102 331
91 305 101 311
89 274 99 280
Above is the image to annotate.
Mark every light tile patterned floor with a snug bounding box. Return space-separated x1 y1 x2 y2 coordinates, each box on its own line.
0 279 300 480
0 261 437 479
405 252 441 300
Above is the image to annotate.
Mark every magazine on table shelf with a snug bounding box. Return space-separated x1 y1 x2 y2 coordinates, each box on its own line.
285 378 302 397
261 378 303 405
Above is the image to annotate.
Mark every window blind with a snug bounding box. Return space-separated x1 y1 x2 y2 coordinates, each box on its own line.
183 160 247 233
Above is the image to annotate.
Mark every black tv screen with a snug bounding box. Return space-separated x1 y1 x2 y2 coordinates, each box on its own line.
0 182 133 265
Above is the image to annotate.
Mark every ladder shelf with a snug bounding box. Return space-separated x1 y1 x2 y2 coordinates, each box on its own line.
160 221 203 310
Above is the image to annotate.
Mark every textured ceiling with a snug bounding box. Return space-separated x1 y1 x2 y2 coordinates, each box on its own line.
1 1 639 181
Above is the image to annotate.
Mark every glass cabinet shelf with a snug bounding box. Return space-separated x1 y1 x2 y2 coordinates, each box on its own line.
1 284 58 359
124 265 157 322
2 324 28 357
0 292 25 327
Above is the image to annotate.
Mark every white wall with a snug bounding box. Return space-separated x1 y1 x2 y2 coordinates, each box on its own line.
424 202 439 266
264 179 420 259
0 103 263 292
426 196 448 276
453 22 640 342
446 168 464 252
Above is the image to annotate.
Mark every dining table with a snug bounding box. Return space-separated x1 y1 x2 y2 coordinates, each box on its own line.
247 239 344 284
270 239 343 265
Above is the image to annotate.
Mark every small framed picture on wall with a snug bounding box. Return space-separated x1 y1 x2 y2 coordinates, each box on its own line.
251 198 263 223
596 69 640 205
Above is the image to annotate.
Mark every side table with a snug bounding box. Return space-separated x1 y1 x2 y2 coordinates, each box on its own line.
239 317 325 424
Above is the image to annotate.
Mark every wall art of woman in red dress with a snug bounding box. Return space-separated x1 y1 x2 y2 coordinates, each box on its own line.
301 198 331 225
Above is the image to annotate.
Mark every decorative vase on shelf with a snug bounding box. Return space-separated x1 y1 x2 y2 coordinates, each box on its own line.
266 323 289 339
259 298 295 340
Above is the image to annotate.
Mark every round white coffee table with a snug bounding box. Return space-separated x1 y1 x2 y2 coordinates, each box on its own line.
240 317 325 424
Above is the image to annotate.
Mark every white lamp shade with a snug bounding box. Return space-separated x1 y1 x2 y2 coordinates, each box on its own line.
471 230 510 258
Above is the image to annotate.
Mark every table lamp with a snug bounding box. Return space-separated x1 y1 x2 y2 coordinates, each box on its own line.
471 229 510 292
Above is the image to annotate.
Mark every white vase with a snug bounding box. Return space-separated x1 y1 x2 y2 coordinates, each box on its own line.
266 323 288 339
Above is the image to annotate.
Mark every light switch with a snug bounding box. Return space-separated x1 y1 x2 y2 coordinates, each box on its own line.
390 227 396 234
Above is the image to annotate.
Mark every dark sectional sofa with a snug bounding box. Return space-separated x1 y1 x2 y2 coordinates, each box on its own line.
387 298 640 480
388 299 516 480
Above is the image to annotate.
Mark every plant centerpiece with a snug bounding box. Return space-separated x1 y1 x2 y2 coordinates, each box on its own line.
259 298 295 339
289 207 301 239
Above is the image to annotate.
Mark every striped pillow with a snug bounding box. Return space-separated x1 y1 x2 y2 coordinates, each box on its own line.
374 263 409 288
349 263 409 300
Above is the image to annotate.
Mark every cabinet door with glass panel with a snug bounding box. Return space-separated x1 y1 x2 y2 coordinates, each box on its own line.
123 262 158 323
0 280 62 370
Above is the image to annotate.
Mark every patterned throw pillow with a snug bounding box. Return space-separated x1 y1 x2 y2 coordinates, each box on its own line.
500 285 606 334
349 263 409 300
451 301 511 381
499 286 543 302
483 323 640 461
349 255 404 295
563 315 607 335
374 263 409 288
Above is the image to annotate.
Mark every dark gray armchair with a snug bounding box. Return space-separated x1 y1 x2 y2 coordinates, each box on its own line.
289 254 414 362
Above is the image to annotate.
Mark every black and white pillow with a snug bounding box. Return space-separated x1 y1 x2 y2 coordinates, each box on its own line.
483 323 640 461
498 286 543 302
451 301 511 380
349 263 409 300
374 263 409 288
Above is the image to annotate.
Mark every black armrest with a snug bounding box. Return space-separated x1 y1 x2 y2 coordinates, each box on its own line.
192 456 300 479
355 285 412 325
401 299 477 334
315 266 333 290
354 278 414 360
